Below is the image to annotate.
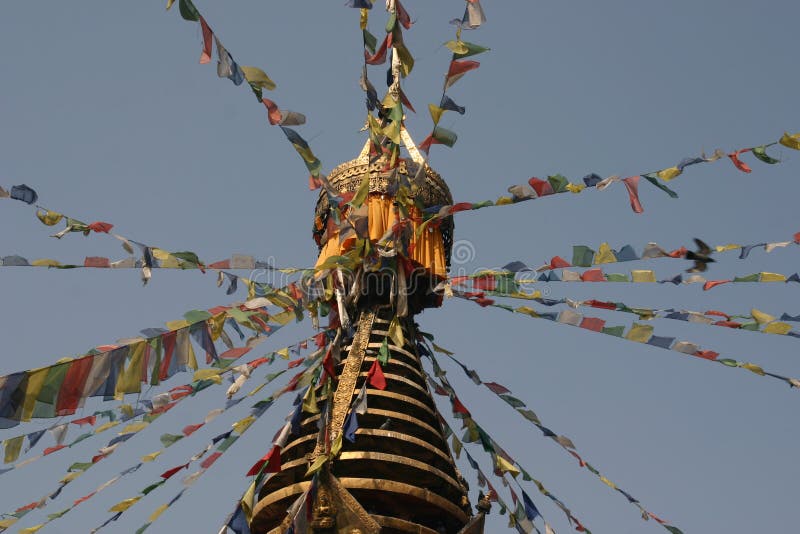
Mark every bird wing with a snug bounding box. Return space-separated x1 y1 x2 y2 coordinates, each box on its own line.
694 238 712 256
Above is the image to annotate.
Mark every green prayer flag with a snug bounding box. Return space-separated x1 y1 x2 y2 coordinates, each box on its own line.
453 41 491 59
602 326 626 337
378 337 390 365
547 174 569 193
432 125 457 147
500 394 525 408
740 322 759 331
178 0 200 21
606 273 630 282
643 173 679 198
216 435 239 452
363 30 377 54
733 273 760 283
571 245 595 267
517 409 540 425
183 309 212 323
69 461 93 472
160 434 184 447
142 480 166 495
32 362 71 419
718 359 739 368
751 145 780 164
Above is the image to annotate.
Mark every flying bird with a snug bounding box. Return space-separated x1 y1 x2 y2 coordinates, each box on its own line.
686 238 715 272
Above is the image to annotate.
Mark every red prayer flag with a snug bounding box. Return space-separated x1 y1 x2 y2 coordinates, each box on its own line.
581 269 605 282
367 360 387 390
418 134 439 153
549 256 571 269
703 280 731 291
16 502 41 513
88 221 114 233
365 35 390 64
484 382 511 395
794 232 800 244
182 423 204 436
84 256 111 268
56 356 94 416
449 202 474 214
714 320 742 329
693 350 719 361
72 415 97 427
199 16 213 64
261 98 283 125
219 347 251 361
200 451 223 469
622 176 644 213
447 60 480 77
170 384 193 400
150 401 177 415
160 463 189 480
74 492 96 506
246 444 281 476
395 0 412 29
705 310 730 319
585 299 616 310
322 347 336 381
528 177 553 197
474 297 495 307
579 317 606 332
451 396 470 415
473 275 496 291
208 259 231 269
288 357 304 369
43 445 67 456
667 246 688 258
728 149 752 173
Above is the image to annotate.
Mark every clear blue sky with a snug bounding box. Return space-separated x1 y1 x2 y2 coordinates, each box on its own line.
1 2 799 533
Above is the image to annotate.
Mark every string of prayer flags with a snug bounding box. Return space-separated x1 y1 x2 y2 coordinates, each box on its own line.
4 340 320 533
166 0 326 182
420 1 488 154
454 292 800 390
439 348 686 528
423 363 591 533
129 361 322 534
414 132 799 221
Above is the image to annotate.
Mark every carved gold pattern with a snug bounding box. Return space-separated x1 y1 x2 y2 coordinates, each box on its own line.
336 451 463 492
371 515 440 534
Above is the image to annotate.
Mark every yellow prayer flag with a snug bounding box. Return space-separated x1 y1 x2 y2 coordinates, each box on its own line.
240 66 276 91
495 196 514 205
271 310 295 326
330 432 343 458
764 322 792 335
241 480 256 524
515 306 539 318
444 40 470 54
600 476 617 489
95 421 120 434
625 323 654 343
193 368 223 382
21 367 50 422
760 272 787 282
359 8 368 30
302 385 320 414
232 416 256 434
742 363 765 376
31 258 61 267
305 454 328 477
276 348 290 360
166 0 176 10
166 319 190 331
428 104 445 125
3 436 24 464
432 343 454 355
109 497 141 512
36 209 63 226
657 166 682 181
60 472 82 484
779 132 800 150
631 270 656 283
0 518 18 529
388 317 404 348
566 183 585 193
19 525 45 534
751 308 776 324
715 244 741 252
120 404 135 419
495 455 520 478
593 243 617 265
115 341 146 400
148 503 170 522
119 421 149 435
142 451 162 462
